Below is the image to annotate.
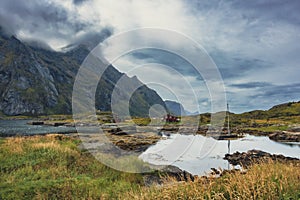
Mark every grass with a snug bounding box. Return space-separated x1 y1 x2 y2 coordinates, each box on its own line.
125 161 300 200
0 135 143 199
242 125 289 133
0 135 299 199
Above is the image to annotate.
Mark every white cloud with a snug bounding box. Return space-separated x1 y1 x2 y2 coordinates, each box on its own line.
1 0 299 112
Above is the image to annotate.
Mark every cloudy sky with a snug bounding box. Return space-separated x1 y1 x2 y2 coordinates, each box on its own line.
1 0 299 113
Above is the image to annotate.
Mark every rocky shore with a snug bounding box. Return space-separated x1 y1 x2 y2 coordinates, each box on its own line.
107 132 161 153
224 149 300 168
269 131 300 143
26 119 300 144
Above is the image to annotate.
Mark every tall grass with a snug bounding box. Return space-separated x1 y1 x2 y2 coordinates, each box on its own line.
1 135 299 199
0 135 143 199
124 161 300 200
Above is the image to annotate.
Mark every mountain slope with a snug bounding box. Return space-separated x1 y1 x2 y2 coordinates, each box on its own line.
235 101 300 120
0 30 166 116
164 100 186 116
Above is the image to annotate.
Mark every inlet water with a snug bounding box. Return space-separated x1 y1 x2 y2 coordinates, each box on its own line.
140 134 300 175
0 120 76 136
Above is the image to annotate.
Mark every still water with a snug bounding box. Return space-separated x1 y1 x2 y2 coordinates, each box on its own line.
0 120 76 136
1 120 299 175
140 134 300 175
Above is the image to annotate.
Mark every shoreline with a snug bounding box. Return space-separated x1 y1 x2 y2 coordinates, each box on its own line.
1 132 299 178
1 133 299 199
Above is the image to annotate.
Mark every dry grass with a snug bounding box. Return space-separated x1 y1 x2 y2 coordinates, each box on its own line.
1 135 299 199
124 161 300 200
0 135 143 199
3 137 25 154
2 134 77 154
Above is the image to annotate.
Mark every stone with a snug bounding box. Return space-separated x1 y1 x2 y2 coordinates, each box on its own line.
224 150 299 168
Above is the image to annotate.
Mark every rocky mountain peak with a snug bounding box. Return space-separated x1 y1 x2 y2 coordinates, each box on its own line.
0 31 166 117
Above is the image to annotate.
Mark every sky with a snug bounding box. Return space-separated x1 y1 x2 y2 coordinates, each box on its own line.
0 0 299 113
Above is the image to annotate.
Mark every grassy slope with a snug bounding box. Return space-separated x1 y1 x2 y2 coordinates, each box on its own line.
196 101 300 131
0 135 143 199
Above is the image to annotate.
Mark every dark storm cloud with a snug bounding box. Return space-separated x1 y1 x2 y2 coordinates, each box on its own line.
0 0 111 50
62 27 113 50
226 83 300 113
187 0 300 25
131 49 199 77
0 0 298 112
253 83 300 99
210 50 272 80
232 82 300 112
230 0 300 25
0 0 83 35
230 82 272 89
73 0 89 5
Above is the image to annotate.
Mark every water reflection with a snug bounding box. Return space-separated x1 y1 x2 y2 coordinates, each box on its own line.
140 134 300 175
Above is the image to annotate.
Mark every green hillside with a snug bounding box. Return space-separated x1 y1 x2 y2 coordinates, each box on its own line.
198 101 300 129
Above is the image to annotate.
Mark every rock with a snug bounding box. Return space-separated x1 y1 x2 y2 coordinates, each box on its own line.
0 28 167 116
210 168 221 175
53 122 67 127
108 126 138 135
115 140 125 145
113 131 128 136
142 165 195 186
160 127 179 132
224 150 299 168
289 126 300 132
28 121 44 125
108 127 122 134
108 132 161 153
269 132 300 142
143 174 163 186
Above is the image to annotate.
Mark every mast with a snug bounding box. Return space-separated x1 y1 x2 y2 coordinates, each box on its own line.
227 103 231 169
227 103 230 135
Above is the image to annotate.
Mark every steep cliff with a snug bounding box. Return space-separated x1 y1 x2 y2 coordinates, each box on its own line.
0 30 166 116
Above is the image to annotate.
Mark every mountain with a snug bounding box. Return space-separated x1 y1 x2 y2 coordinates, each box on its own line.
185 110 199 116
198 101 300 127
0 29 166 117
237 101 300 120
164 100 186 116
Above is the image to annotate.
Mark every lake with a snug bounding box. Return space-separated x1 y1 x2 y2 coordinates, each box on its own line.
0 120 76 136
140 134 300 175
1 120 299 176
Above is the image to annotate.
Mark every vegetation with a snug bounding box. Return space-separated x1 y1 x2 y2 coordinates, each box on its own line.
0 134 299 199
131 117 151 126
125 161 300 200
0 135 143 199
197 101 300 132
244 125 289 133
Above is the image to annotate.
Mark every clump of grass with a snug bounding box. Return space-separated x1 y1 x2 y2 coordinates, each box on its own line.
124 161 300 200
131 117 152 126
244 125 289 132
0 135 143 199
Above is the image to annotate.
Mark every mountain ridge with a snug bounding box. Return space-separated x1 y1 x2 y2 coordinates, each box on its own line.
164 100 186 116
0 28 166 117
